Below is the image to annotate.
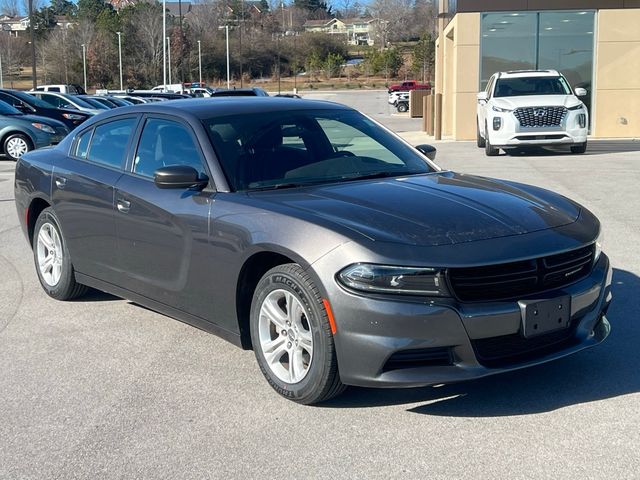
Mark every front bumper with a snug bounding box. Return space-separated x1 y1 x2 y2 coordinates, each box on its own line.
488 109 587 147
327 253 612 388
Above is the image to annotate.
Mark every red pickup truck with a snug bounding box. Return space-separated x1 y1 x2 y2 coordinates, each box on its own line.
387 80 431 93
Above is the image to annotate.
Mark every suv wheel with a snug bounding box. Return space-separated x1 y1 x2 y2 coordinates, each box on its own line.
570 141 587 154
484 124 499 156
476 119 486 148
250 264 345 404
397 102 408 113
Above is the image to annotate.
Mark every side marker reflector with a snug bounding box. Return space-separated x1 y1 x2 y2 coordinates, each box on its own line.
322 299 337 335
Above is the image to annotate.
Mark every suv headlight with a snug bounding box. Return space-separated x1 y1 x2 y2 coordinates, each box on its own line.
568 104 584 111
492 105 513 113
337 264 450 296
62 113 85 120
594 229 604 264
31 122 56 134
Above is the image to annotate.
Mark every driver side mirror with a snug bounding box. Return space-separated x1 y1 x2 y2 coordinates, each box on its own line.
477 91 488 103
154 165 209 190
574 87 587 97
415 144 437 161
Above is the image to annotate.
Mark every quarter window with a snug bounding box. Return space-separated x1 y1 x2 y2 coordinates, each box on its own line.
86 118 136 169
74 130 92 159
133 118 205 178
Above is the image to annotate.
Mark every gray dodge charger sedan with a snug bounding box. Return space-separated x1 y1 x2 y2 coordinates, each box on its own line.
14 98 612 404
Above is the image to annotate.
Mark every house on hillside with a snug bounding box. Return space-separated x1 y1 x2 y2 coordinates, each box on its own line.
302 17 380 45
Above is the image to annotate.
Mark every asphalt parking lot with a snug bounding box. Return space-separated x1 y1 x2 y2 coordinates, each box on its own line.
1 92 639 479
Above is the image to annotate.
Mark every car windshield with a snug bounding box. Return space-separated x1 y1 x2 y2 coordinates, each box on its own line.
0 100 22 115
82 97 110 109
494 77 571 97
9 90 52 108
204 109 435 191
60 94 97 109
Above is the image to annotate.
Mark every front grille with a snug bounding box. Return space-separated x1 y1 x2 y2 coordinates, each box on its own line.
514 106 567 127
448 245 595 302
382 347 453 372
471 320 579 368
515 134 568 140
55 126 69 137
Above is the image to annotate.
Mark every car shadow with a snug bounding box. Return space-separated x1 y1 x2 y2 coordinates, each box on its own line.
69 288 121 302
322 268 639 416
503 139 640 157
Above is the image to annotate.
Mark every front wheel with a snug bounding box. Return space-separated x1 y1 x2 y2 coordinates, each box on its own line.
4 133 32 161
484 124 499 156
33 207 88 300
476 119 486 148
570 141 587 154
397 102 408 113
250 264 345 404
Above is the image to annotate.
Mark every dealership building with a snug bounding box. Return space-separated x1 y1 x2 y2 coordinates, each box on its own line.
434 0 640 139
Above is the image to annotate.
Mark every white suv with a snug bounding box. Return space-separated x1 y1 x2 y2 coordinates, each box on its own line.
476 70 588 156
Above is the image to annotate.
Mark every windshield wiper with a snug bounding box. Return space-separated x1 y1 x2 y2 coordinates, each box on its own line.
249 181 315 191
339 171 422 182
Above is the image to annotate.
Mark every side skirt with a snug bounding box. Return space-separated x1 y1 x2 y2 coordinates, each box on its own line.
75 272 244 348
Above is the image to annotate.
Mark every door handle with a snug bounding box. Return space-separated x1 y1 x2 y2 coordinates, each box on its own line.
55 177 67 189
116 199 131 213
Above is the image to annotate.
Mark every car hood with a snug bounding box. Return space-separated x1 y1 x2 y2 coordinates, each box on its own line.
254 172 581 246
492 95 583 110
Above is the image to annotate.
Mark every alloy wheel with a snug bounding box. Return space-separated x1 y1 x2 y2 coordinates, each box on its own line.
36 222 63 286
258 289 313 384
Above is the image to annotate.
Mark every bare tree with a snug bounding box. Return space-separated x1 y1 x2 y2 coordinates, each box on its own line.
0 0 19 17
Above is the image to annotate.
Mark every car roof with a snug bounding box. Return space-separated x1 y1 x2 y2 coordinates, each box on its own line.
497 69 561 78
84 97 351 121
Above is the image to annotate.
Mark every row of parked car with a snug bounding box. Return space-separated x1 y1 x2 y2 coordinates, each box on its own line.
0 85 277 161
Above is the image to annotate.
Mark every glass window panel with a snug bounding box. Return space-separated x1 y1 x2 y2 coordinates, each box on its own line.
74 129 92 159
538 11 595 114
87 118 136 169
480 12 537 90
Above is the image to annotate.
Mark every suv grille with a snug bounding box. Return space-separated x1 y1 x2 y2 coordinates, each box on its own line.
514 106 567 127
448 245 595 302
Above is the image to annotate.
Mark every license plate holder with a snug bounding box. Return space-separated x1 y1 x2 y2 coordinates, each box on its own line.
518 296 571 338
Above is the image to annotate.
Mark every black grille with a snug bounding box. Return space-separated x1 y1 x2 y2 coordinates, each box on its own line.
55 126 69 136
448 245 595 302
514 106 567 127
471 320 579 368
382 347 453 372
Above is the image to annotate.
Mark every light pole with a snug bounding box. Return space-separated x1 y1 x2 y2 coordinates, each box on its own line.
197 40 202 86
166 36 171 85
218 25 230 89
162 0 166 89
81 43 87 92
28 0 36 89
0 51 3 89
116 31 123 91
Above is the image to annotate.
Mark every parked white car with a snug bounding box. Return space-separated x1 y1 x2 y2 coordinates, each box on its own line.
388 91 409 105
27 92 104 116
476 70 588 156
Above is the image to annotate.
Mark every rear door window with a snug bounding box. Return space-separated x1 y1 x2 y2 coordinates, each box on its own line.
86 118 137 169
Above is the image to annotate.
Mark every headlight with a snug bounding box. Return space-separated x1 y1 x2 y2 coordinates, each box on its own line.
62 113 85 120
594 229 604 264
31 123 56 134
568 104 584 111
337 264 450 297
492 105 513 113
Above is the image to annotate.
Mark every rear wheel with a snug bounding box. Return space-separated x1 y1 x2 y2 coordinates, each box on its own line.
4 133 32 161
570 141 587 154
250 264 345 404
476 119 486 148
33 207 88 300
484 124 499 156
397 102 408 113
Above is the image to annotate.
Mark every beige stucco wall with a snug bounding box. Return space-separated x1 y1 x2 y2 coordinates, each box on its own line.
435 13 480 140
593 9 640 137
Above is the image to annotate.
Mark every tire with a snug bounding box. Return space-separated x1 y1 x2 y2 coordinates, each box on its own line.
250 264 345 404
4 133 32 161
33 207 88 300
484 124 499 156
476 119 486 148
397 102 408 113
570 141 587 154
